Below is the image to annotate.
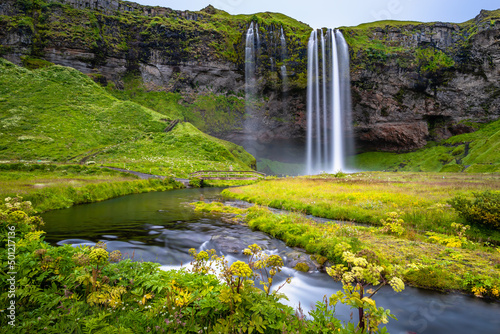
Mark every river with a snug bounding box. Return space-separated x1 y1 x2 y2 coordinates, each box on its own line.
42 188 500 334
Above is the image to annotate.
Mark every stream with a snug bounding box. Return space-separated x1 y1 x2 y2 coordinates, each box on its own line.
41 188 500 334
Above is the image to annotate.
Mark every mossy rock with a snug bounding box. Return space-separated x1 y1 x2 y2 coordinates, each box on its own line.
293 262 310 272
310 254 328 266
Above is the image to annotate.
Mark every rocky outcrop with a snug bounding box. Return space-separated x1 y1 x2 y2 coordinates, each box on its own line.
348 12 500 151
0 0 499 154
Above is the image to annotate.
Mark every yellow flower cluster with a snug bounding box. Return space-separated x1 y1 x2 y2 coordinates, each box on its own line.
8 210 28 223
389 277 405 293
342 251 368 267
109 250 122 263
472 286 487 297
89 248 109 265
196 250 209 261
267 255 284 267
243 243 262 256
230 261 253 278
492 287 499 297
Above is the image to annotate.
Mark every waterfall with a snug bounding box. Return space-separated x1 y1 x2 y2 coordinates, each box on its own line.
280 27 288 109
245 22 257 124
305 28 353 174
280 26 287 62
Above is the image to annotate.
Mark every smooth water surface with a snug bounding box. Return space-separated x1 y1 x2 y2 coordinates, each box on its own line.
42 189 500 334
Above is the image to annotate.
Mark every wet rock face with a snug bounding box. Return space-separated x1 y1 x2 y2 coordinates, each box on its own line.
1 1 499 153
357 122 429 152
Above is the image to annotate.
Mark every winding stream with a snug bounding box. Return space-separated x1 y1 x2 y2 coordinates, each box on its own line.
42 188 500 334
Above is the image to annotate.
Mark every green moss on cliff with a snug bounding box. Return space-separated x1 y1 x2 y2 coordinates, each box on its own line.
1 0 313 90
107 74 246 136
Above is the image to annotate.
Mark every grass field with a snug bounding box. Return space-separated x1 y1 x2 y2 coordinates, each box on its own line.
0 163 183 212
193 171 500 296
223 172 500 243
195 204 500 296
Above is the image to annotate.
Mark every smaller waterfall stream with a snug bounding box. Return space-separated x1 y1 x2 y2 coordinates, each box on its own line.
280 26 288 112
245 22 256 109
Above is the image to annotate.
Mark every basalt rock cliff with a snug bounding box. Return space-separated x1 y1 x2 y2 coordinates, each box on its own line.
1 0 499 158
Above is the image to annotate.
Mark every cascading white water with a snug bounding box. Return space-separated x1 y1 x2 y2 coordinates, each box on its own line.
245 22 256 104
320 30 328 166
306 33 315 175
280 26 288 108
305 28 353 174
331 30 342 172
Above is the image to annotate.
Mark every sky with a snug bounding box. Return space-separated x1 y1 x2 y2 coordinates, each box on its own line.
132 0 500 28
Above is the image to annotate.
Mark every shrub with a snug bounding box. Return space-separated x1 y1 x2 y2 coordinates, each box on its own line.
189 177 204 188
449 191 500 230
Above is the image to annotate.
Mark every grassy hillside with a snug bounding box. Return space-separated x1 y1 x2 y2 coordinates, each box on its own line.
354 119 500 173
107 75 247 137
0 58 255 177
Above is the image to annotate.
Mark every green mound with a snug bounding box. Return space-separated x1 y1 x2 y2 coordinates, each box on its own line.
354 119 500 173
0 58 255 177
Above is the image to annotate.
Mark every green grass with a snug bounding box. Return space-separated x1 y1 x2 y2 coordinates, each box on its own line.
0 163 183 212
0 58 255 177
222 172 500 243
354 119 500 172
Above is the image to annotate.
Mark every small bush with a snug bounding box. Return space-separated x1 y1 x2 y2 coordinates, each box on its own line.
449 191 500 230
189 177 204 188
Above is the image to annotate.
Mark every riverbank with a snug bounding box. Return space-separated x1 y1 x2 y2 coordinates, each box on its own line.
0 163 184 212
216 172 500 298
222 172 500 243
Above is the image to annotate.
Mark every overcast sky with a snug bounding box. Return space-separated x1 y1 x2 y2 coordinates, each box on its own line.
133 0 499 28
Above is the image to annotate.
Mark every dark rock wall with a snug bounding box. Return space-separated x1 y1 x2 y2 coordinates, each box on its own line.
347 15 500 152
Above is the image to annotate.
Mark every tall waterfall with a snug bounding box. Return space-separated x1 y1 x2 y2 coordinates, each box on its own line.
306 28 353 174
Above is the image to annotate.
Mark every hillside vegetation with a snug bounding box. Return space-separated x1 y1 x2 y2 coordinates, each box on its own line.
354 119 500 173
0 58 255 177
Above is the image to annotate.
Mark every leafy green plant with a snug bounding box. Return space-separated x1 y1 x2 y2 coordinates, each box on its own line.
415 47 455 75
380 212 405 236
449 191 500 230
188 177 203 188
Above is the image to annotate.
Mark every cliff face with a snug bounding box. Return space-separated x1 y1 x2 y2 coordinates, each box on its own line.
1 0 499 155
345 14 500 152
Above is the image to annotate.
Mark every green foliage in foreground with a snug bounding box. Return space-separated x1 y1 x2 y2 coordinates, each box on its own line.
0 58 255 177
354 119 500 173
0 198 397 333
0 163 184 212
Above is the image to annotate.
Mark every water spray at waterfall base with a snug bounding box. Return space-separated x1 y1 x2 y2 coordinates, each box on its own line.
305 29 353 175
